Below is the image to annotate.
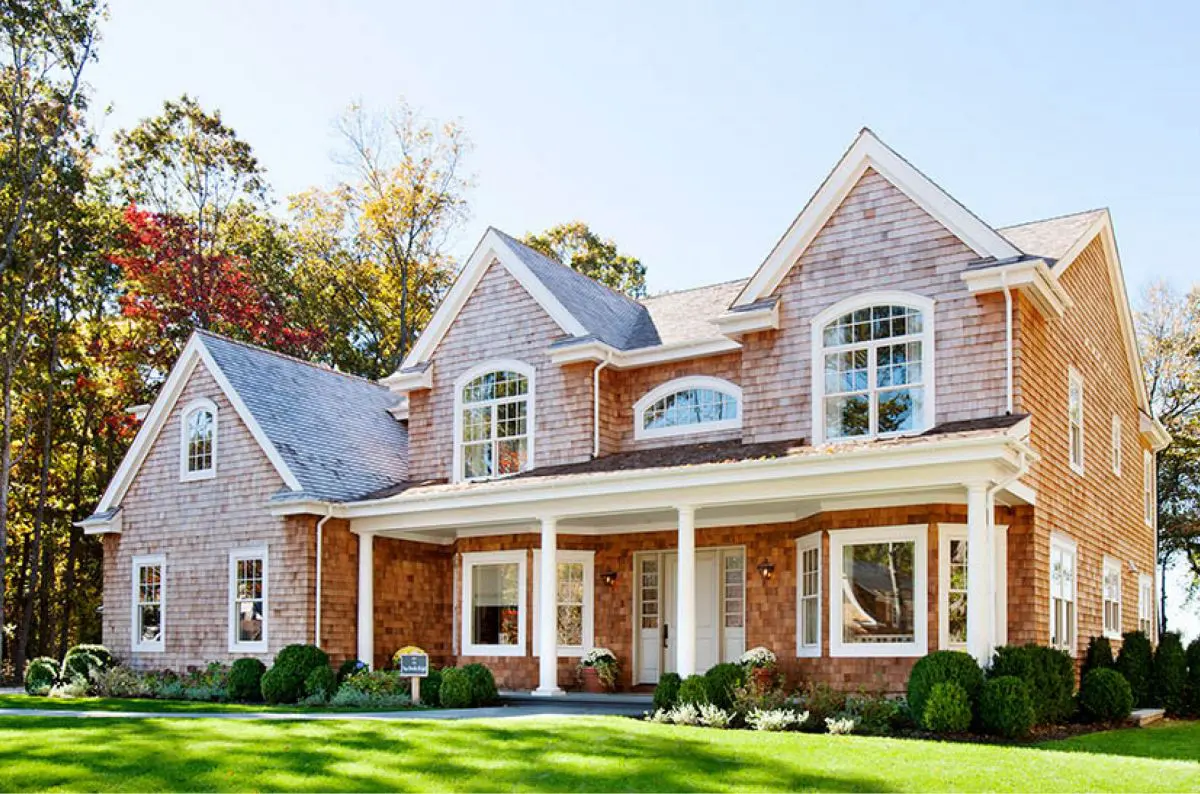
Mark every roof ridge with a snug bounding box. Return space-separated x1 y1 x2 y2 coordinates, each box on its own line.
193 329 387 389
997 207 1108 232
491 227 649 310
641 277 748 301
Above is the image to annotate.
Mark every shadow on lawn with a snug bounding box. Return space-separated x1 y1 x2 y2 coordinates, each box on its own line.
1033 720 1200 765
0 717 897 792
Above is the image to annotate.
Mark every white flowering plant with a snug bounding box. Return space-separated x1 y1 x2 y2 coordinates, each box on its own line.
578 647 619 689
739 647 777 669
747 707 806 732
825 716 857 735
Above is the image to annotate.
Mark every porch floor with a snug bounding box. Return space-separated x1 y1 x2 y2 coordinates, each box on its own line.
499 690 652 716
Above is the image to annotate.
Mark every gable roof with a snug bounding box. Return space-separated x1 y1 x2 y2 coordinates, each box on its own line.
998 209 1107 262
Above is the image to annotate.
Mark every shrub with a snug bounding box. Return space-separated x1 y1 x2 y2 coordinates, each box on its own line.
23 657 58 695
439 668 473 709
337 658 367 684
91 666 149 698
697 703 732 728
646 708 672 724
60 649 103 685
341 670 409 698
328 688 412 709
65 644 114 670
261 644 330 704
1152 632 1188 715
703 663 745 710
907 651 982 728
746 707 804 732
1186 639 1200 717
653 673 682 711
48 678 89 699
677 674 710 706
182 685 227 702
228 658 266 702
305 665 338 701
1079 668 1133 723
792 682 848 732
825 717 856 735
668 703 702 726
922 681 972 734
422 667 443 707
978 676 1035 739
1082 636 1115 681
156 681 187 701
1116 631 1153 707
840 692 903 736
989 644 1075 725
460 663 497 706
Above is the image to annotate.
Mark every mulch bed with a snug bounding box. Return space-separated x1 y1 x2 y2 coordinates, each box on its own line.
893 720 1122 746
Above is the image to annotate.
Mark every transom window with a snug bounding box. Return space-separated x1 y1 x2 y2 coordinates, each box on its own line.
454 362 533 481
1102 556 1122 639
229 548 267 653
633 376 742 440
131 555 165 653
179 398 217 481
533 550 595 656
829 525 927 658
462 551 526 657
812 294 935 443
1050 535 1076 654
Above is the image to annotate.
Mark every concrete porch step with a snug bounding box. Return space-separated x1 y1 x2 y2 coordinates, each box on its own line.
1129 708 1166 727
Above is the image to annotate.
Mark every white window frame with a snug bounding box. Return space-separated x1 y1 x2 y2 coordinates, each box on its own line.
828 524 928 658
1102 555 1122 640
1144 449 1156 528
810 291 936 445
1049 532 1078 655
795 533 822 657
452 360 535 483
228 546 268 653
179 397 218 482
532 549 595 657
461 550 527 657
1067 368 1084 474
130 554 165 653
633 376 743 440
938 526 969 651
1138 573 1154 637
1111 414 1122 477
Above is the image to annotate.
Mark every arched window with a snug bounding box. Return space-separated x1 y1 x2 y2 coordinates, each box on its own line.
634 376 742 440
179 398 218 481
453 361 534 481
811 293 935 443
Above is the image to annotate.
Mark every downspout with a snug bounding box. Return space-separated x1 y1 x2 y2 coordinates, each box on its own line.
315 505 334 648
593 352 613 458
1002 272 1014 415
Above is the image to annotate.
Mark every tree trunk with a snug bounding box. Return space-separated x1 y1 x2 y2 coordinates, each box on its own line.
59 406 92 657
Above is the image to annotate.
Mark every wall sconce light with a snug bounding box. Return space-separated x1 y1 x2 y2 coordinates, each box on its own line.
601 571 619 587
756 560 775 581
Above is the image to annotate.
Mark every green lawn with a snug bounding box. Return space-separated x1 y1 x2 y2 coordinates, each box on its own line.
0 694 416 714
0 715 1197 792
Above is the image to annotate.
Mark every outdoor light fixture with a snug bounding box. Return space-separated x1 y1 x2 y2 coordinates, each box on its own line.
601 570 618 587
757 560 775 581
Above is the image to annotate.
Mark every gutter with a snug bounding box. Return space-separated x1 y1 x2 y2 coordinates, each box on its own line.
593 352 613 458
1002 271 1014 415
315 504 334 647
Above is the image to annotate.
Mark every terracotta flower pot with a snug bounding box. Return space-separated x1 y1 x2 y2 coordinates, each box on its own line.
752 666 776 689
580 666 605 693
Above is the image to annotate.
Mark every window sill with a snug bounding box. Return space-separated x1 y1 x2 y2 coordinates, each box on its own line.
1068 462 1085 476
132 644 164 654
181 469 216 483
229 641 267 654
796 646 821 658
1102 630 1122 641
462 644 525 658
829 642 926 658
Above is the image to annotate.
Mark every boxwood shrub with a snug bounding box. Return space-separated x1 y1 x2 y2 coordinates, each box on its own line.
653 672 682 711
1152 632 1188 715
439 668 472 708
978 676 1035 738
922 681 972 733
461 663 497 706
261 644 330 704
703 663 745 710
1082 636 1115 680
988 644 1075 725
906 651 982 728
1079 668 1133 723
24 657 58 695
1116 631 1153 707
677 674 710 706
421 667 443 707
227 658 266 701
305 665 338 700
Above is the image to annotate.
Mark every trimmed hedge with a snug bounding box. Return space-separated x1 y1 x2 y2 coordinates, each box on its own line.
305 665 338 700
923 682 972 734
1152 632 1188 715
261 644 330 704
1082 636 1115 680
988 644 1075 725
1079 668 1133 723
439 668 472 708
1116 631 1153 707
703 663 745 710
65 644 114 669
1186 639 1200 717
461 663 497 706
978 676 1035 738
421 667 443 707
677 674 710 706
228 658 266 702
24 657 58 695
906 651 982 728
653 672 682 711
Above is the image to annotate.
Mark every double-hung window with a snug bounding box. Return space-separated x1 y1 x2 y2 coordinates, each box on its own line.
229 547 268 652
462 550 526 656
1102 556 1122 639
131 554 165 653
179 398 217 481
532 550 595 656
1068 368 1084 474
796 534 822 657
1138 574 1154 636
939 528 969 650
455 363 533 481
829 525 927 657
1050 534 1077 653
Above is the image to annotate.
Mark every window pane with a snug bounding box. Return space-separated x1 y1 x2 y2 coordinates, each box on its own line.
496 438 527 475
472 563 519 646
841 541 915 644
802 598 819 645
557 605 583 646
462 407 491 442
826 394 869 439
643 387 738 430
237 599 263 642
878 387 922 433
139 604 161 642
948 592 967 644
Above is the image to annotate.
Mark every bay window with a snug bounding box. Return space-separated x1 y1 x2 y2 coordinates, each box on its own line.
462 551 526 656
829 525 927 657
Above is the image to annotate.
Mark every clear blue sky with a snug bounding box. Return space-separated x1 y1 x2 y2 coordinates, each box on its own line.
88 0 1199 638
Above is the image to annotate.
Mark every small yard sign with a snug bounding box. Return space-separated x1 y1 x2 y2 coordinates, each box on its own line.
395 645 429 705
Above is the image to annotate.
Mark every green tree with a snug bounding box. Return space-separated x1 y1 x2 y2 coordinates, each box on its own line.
523 221 647 298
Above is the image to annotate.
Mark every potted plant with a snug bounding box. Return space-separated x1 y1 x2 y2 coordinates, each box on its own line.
739 646 778 689
578 648 619 693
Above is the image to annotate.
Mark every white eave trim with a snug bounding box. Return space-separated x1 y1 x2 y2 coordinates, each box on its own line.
714 301 780 337
960 258 1073 318
380 364 433 392
548 337 742 368
77 513 122 535
734 128 1020 307
1140 412 1171 452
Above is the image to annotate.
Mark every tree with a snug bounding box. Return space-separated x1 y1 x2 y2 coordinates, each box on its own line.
523 221 647 298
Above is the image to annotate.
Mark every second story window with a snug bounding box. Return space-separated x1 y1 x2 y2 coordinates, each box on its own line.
1068 368 1084 474
633 376 742 440
454 362 534 481
179 398 217 481
812 293 935 443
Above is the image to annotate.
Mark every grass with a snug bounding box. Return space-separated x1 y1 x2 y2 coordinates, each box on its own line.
0 715 1197 792
0 694 417 714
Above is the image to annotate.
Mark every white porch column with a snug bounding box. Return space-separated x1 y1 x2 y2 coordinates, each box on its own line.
357 531 375 669
534 516 564 696
965 483 993 666
676 505 697 677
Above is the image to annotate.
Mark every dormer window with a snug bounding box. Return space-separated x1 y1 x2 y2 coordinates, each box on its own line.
453 361 534 481
811 293 936 443
633 376 742 440
180 398 217 481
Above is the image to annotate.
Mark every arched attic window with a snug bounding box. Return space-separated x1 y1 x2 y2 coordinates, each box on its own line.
453 361 535 481
179 397 218 481
633 376 742 441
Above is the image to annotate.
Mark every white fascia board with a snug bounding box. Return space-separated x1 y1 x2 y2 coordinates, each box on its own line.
714 301 781 337
547 339 616 365
960 259 1072 318
78 513 123 535
268 498 341 518
396 229 587 373
548 337 742 369
380 365 433 393
734 129 1020 307
1140 412 1171 452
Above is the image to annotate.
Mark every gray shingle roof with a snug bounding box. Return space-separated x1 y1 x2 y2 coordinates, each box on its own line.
198 331 409 502
998 209 1106 262
639 279 748 345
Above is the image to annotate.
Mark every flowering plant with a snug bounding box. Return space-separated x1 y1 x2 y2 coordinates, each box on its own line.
578 647 619 689
739 647 777 669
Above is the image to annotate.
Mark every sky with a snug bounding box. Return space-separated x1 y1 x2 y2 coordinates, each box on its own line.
86 0 1199 639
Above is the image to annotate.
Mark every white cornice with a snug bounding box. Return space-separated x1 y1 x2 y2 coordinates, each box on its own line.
714 300 780 337
548 337 742 368
960 259 1073 318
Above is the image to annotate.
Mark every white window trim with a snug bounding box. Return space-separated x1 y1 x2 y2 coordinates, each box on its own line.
632 376 743 441
1049 532 1078 656
1138 573 1154 638
938 525 968 651
461 549 527 657
228 545 268 654
795 533 822 658
1068 368 1085 475
1144 449 1156 528
828 524 928 658
810 291 937 445
1102 555 1122 640
179 397 218 482
130 553 165 653
532 549 595 658
451 360 536 484
1111 414 1122 477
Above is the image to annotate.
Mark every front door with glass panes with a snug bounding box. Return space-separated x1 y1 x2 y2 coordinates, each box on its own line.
634 547 745 684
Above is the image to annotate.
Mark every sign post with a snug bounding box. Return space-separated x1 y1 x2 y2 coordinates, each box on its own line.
395 645 429 705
